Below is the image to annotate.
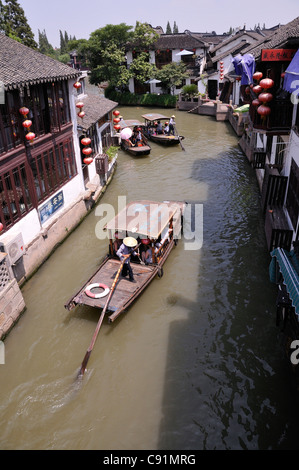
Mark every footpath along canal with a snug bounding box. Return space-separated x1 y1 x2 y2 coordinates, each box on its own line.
1 106 299 450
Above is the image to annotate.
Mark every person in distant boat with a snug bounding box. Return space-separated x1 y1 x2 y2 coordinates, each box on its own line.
156 121 163 134
113 231 122 255
117 237 138 282
164 121 169 134
168 115 176 135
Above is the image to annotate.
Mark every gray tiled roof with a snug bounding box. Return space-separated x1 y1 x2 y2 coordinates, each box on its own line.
77 94 118 131
242 16 299 58
0 33 80 89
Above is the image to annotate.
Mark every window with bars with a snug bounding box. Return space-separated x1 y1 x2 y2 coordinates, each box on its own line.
0 82 71 155
0 136 77 231
30 138 77 204
0 163 33 230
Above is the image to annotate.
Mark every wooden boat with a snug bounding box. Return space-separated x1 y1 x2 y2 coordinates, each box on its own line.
142 113 185 146
65 200 186 323
119 119 151 156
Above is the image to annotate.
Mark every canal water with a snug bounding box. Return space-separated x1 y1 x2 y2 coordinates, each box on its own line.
1 106 299 451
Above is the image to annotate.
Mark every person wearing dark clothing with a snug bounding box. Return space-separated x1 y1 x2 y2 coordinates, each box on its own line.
116 237 138 282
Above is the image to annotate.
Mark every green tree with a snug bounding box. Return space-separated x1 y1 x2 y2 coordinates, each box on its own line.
3 0 37 48
60 29 66 54
38 29 55 56
166 21 171 34
173 21 179 33
156 61 188 95
86 22 158 88
0 1 5 32
128 51 157 86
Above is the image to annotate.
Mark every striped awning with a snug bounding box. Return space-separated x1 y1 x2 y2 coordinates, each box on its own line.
270 247 299 317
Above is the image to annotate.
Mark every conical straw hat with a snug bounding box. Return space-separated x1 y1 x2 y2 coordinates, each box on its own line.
123 237 138 247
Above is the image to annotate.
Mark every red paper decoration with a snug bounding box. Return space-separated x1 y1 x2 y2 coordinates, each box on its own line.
81 137 91 146
114 124 121 131
253 71 263 81
78 111 85 119
83 157 93 165
76 102 84 109
260 78 274 89
82 147 92 156
252 99 261 106
22 119 32 129
19 107 29 117
258 92 273 103
113 110 120 116
0 222 3 232
73 81 82 89
253 85 263 94
257 104 271 116
25 132 36 141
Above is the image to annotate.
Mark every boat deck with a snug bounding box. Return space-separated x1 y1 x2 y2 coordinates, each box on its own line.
65 257 157 322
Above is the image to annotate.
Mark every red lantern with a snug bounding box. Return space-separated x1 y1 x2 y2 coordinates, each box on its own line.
73 81 82 89
81 137 91 146
0 222 3 232
113 110 120 116
253 71 263 81
76 102 84 109
113 118 120 124
78 111 85 119
258 92 273 103
25 132 35 141
114 124 121 131
22 119 32 129
19 107 29 116
252 99 260 107
83 157 93 165
82 147 92 156
260 78 274 89
253 85 262 95
257 105 271 116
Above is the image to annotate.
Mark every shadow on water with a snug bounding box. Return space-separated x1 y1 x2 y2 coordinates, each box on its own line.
157 147 299 450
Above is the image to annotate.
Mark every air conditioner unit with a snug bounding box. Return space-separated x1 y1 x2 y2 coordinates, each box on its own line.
0 232 25 265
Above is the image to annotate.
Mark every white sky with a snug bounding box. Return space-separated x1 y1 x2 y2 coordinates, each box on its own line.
18 0 299 48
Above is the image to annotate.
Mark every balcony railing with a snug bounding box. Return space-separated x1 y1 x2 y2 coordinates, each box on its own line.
249 98 293 131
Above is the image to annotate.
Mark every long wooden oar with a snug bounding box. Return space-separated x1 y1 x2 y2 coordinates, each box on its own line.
77 255 129 379
174 125 185 151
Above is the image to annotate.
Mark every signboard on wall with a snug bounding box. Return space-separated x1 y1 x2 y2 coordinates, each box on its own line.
261 49 296 61
39 191 64 224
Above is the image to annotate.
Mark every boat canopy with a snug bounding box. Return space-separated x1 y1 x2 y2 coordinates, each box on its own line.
119 119 144 129
105 200 179 240
142 113 169 122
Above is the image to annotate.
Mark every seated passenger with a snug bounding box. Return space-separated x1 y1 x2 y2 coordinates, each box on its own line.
156 121 163 134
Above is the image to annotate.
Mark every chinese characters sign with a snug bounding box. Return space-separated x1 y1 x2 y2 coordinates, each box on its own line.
39 191 64 224
261 49 296 61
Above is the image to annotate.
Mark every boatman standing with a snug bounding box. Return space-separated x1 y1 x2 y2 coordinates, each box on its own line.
116 237 138 282
168 115 176 135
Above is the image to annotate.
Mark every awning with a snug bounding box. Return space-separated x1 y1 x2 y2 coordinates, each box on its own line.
283 49 299 94
232 53 255 85
269 247 299 317
176 49 193 56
